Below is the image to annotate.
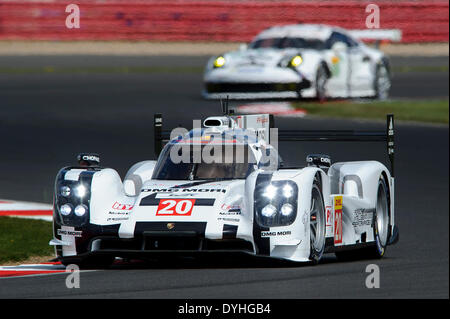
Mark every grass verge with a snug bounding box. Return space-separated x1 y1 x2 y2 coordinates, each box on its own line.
0 216 54 264
293 99 449 124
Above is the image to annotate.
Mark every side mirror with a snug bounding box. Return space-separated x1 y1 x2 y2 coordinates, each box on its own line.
239 43 248 51
331 41 348 53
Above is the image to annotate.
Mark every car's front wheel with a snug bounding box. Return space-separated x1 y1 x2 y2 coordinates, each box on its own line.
315 65 328 102
309 175 326 264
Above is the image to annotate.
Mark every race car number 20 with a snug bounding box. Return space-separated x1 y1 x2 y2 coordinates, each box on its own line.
156 199 195 216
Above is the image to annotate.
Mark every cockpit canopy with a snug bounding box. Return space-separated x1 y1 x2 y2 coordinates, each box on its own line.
152 143 256 180
152 128 280 180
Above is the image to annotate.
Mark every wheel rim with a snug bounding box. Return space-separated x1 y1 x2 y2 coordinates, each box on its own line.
376 182 389 246
377 66 391 100
310 187 325 252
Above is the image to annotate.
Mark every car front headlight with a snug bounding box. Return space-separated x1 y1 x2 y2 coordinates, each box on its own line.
280 203 294 216
213 56 226 68
60 186 71 197
278 55 303 68
60 204 72 216
290 55 303 67
263 184 277 199
261 204 277 218
74 204 88 217
254 180 298 227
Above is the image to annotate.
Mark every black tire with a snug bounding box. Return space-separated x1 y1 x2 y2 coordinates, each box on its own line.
315 64 328 102
336 175 390 261
373 63 391 100
309 175 326 264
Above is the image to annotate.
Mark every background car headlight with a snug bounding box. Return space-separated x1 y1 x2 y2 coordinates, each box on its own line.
60 204 72 216
280 203 294 216
290 55 303 67
74 204 88 217
60 186 71 197
261 204 277 218
213 56 226 68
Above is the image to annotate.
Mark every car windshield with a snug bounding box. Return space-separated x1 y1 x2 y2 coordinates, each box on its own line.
249 37 325 50
152 144 256 180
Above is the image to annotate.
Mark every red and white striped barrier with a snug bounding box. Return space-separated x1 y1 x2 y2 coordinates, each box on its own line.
0 199 53 222
0 261 66 278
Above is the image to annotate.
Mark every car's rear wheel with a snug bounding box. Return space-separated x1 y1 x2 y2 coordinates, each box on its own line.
309 175 326 264
370 175 390 258
374 63 391 100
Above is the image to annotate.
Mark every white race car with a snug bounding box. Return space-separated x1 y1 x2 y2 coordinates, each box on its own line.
203 24 394 100
50 110 398 266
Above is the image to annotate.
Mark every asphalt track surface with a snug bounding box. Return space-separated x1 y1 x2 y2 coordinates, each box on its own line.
0 55 448 298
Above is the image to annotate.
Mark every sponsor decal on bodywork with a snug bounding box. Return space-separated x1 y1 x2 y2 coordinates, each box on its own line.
57 229 82 237
261 230 292 238
112 202 134 211
156 199 196 216
352 208 375 228
334 196 343 244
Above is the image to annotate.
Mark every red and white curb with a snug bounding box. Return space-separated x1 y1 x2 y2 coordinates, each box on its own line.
0 262 67 278
236 102 307 117
0 199 52 222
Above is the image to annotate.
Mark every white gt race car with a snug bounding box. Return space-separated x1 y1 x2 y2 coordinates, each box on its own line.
203 24 396 100
50 110 398 266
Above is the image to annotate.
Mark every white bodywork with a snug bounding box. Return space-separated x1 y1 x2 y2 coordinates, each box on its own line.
51 114 396 263
203 24 393 99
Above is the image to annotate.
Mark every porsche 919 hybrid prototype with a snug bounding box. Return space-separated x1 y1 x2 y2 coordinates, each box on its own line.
50 111 398 266
204 24 396 100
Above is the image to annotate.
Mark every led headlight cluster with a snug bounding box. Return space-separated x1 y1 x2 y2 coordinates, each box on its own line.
255 180 298 227
55 176 91 227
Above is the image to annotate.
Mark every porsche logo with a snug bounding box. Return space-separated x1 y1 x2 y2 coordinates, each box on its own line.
167 223 175 230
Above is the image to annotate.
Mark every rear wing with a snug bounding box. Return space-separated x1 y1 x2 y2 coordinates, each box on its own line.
349 29 402 49
276 114 395 177
154 113 395 177
349 29 402 42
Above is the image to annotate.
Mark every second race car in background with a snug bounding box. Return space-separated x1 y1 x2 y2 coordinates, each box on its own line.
204 24 398 101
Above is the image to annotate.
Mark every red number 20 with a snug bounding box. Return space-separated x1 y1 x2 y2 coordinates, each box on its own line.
156 199 195 216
